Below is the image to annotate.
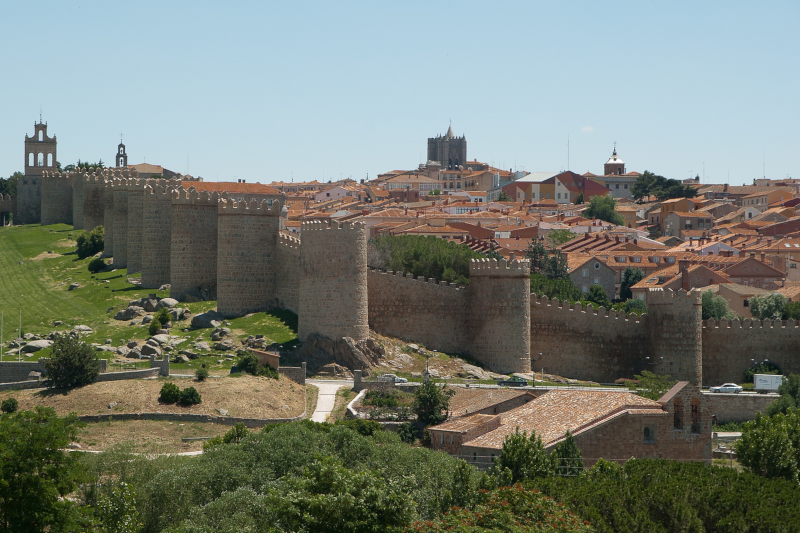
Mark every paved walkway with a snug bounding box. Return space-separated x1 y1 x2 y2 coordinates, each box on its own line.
308 379 354 423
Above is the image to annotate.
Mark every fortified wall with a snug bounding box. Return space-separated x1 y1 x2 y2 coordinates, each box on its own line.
40 172 74 226
0 194 15 225
141 183 174 288
15 176 41 225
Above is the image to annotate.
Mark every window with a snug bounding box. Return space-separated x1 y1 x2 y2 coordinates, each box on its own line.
557 193 561 199
691 399 700 433
594 262 600 269
624 183 629 189
594 278 600 285
673 398 683 430
439 434 444 445
582 268 588 277
449 435 454 444
615 183 620 189
643 425 656 443
633 257 641 263
582 284 588 292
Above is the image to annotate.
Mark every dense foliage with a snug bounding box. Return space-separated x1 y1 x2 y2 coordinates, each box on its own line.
1 397 18 414
630 170 699 201
148 318 161 336
584 284 611 309
743 359 781 385
735 410 800 482
624 370 677 400
701 289 736 320
413 380 456 426
194 366 209 381
158 382 181 403
367 235 486 285
620 267 644 300
44 333 101 389
76 226 104 259
612 298 648 316
526 237 568 279
582 195 624 226
87 257 107 273
0 407 86 532
766 373 800 416
0 171 22 197
178 386 202 406
493 428 554 483
530 273 583 302
60 159 105 172
235 350 279 378
749 293 789 320
532 458 800 532
546 229 576 247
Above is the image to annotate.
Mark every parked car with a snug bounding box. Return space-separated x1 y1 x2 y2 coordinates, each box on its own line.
709 383 743 393
498 376 528 387
376 374 408 384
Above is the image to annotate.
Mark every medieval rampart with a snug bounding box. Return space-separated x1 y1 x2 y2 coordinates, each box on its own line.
72 171 85 229
702 318 800 386
102 183 115 258
367 269 469 354
647 289 703 385
112 180 130 267
41 171 73 225
298 221 368 342
16 175 41 224
0 194 15 224
217 198 282 317
275 233 300 312
141 183 174 288
126 179 146 274
170 187 221 301
82 173 107 231
469 259 531 373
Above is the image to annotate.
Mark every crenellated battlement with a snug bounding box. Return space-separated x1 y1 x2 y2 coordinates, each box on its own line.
172 186 225 206
143 183 175 200
218 197 282 216
646 287 702 306
469 258 530 276
300 220 366 233
531 294 645 323
704 318 800 330
278 232 301 249
368 267 467 292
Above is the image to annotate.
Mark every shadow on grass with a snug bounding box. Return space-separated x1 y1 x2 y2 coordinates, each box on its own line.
34 386 74 398
111 286 147 293
267 309 298 334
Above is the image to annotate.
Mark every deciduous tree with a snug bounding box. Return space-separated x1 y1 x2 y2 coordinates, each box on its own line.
583 195 624 226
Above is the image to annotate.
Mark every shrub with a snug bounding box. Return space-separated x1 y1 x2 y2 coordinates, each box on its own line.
1 398 18 414
258 364 279 379
743 359 781 384
148 319 161 337
222 422 249 444
179 387 202 405
397 422 417 443
335 419 383 437
236 351 259 375
623 298 648 315
159 382 181 403
43 333 100 389
413 380 455 426
155 307 171 326
87 257 107 273
195 367 209 381
76 226 104 259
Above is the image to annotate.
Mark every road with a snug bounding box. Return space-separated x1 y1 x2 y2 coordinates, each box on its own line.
307 379 354 423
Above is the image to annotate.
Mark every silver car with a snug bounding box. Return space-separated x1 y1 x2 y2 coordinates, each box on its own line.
709 383 743 393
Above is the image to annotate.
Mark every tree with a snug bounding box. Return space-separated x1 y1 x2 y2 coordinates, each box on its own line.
582 195 624 225
625 370 677 401
767 374 800 416
553 431 584 476
735 410 800 482
743 360 781 385
575 193 584 205
701 290 735 320
76 226 104 259
412 380 455 426
0 407 86 532
546 229 576 248
44 333 100 389
494 427 554 483
632 171 699 201
525 237 549 274
497 191 512 202
530 273 582 302
584 284 611 309
750 293 788 320
620 267 645 301
0 171 22 197
784 301 800 320
544 248 569 279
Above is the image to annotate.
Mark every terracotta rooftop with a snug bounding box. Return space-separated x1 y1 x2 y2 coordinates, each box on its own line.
432 413 500 433
183 181 281 195
449 389 536 417
462 390 663 449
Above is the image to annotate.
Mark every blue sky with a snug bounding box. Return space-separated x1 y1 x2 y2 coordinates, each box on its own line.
1 1 797 185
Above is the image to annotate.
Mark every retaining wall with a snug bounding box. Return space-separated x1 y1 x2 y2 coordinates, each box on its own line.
279 363 306 385
704 392 777 423
78 411 306 428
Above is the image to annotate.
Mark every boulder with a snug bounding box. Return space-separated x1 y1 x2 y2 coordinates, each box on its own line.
129 318 143 326
191 310 224 329
148 334 171 346
159 284 171 291
23 333 37 341
461 364 491 381
53 320 63 326
142 315 153 324
173 354 190 364
141 299 159 313
21 340 53 353
156 328 170 335
210 327 231 341
296 334 385 376
114 306 146 321
68 282 80 291
156 298 179 310
193 341 211 351
216 408 229 416
127 340 139 349
170 308 191 322
73 325 93 333
318 362 353 378
141 343 162 357
94 345 116 353
179 350 198 359
213 340 234 351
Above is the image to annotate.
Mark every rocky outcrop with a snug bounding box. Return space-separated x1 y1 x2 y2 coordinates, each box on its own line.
296 334 384 376
191 310 224 329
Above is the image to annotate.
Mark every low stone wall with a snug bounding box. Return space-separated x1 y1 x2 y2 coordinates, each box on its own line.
78 410 306 428
97 368 161 382
279 363 306 385
703 392 777 423
0 380 45 392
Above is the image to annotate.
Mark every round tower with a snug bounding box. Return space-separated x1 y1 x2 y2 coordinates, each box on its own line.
298 220 368 342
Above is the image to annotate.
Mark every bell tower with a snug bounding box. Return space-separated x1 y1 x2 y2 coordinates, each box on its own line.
24 118 57 176
116 136 128 167
604 145 625 176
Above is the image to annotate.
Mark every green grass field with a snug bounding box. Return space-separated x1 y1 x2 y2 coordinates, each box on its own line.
0 224 298 370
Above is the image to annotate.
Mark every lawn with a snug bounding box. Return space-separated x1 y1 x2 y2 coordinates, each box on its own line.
0 224 298 371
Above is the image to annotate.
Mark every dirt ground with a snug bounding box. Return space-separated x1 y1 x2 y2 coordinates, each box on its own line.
78 419 228 453
0 375 306 419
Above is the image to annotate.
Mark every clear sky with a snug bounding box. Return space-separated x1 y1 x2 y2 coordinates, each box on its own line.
1 1 798 186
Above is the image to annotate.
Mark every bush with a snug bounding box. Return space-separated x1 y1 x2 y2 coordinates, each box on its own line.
236 351 259 375
154 307 171 326
397 422 417 443
413 380 455 426
159 382 181 403
195 367 209 381
44 333 100 389
179 387 202 406
257 364 279 379
623 298 648 315
76 226 104 259
743 359 781 384
148 319 161 337
87 257 107 273
1 398 18 414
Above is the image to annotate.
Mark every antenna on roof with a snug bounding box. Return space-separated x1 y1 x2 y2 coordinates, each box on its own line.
39 105 42 123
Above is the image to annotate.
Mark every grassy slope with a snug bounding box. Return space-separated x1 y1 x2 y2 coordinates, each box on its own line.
0 224 298 371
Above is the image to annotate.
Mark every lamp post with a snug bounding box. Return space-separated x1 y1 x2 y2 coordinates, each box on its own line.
533 352 547 383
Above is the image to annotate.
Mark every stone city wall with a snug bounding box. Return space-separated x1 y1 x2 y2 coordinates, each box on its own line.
275 233 300 313
72 171 85 229
102 183 115 258
217 198 282 317
367 269 469 354
170 187 221 301
82 173 107 231
468 259 531 374
704 391 777 423
126 180 146 274
0 194 15 224
112 181 130 267
702 318 800 387
298 221 368 342
141 183 174 288
647 289 703 386
40 172 73 225
16 175 42 224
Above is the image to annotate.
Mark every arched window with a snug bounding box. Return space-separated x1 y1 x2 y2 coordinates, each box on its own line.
38 131 43 141
28 153 34 167
673 398 683 430
37 153 44 167
47 153 53 167
691 399 700 433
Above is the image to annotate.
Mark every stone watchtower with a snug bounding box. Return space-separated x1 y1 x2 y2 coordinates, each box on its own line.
427 124 467 170
18 120 58 224
116 141 128 168
468 258 531 374
646 289 703 385
604 146 625 176
298 221 369 342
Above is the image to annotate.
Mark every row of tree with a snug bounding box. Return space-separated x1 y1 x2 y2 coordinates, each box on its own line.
631 170 699 201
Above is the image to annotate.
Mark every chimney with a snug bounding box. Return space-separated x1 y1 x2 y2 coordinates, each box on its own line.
681 266 690 290
761 253 766 262
724 183 729 192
